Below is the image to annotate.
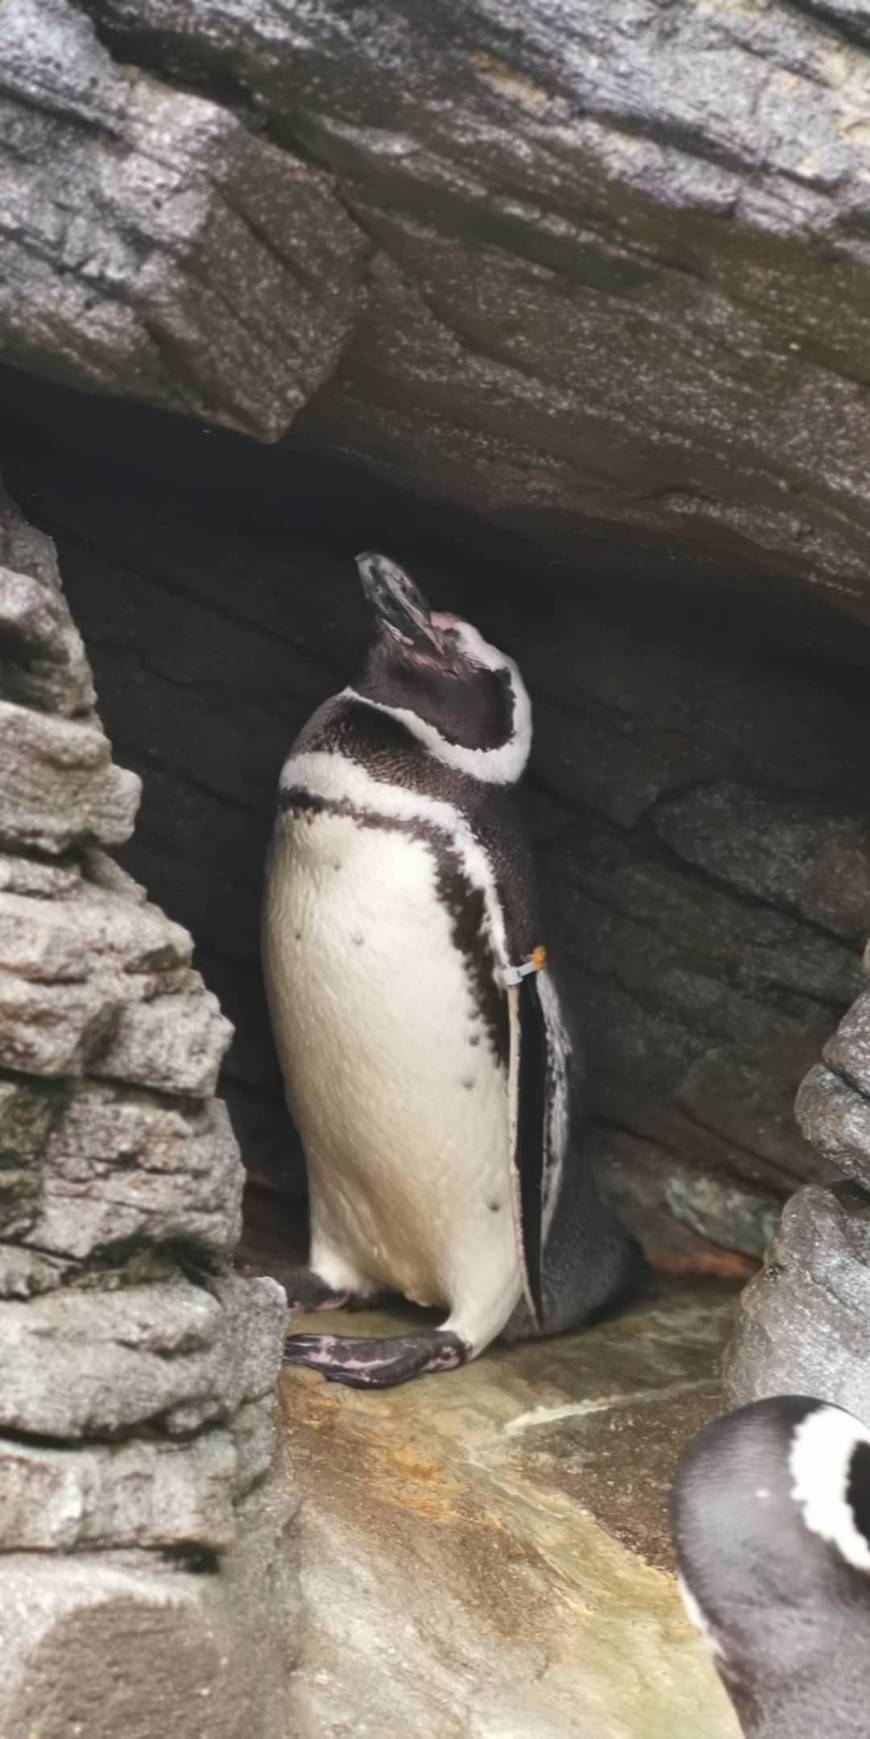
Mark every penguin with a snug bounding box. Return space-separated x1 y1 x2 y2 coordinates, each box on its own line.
259 550 639 1388
670 1395 870 1737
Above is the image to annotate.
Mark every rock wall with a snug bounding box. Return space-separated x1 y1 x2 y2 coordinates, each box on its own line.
0 475 295 1739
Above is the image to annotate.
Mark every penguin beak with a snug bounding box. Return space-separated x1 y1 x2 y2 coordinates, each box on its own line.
356 552 439 651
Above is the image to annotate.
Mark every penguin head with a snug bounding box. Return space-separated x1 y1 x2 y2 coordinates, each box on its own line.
671 1397 870 1722
353 551 531 782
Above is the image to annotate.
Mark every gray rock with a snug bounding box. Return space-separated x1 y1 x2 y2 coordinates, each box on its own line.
0 0 367 440
0 1077 56 1238
824 988 870 1098
795 1063 870 1191
91 982 233 1097
0 878 190 978
15 0 870 602
0 852 80 898
231 1395 281 1497
0 1427 238 1552
724 1184 870 1420
0 872 231 1088
0 697 139 853
0 475 62 589
0 959 219 1084
0 1243 73 1298
82 846 148 903
0 1456 299 1739
0 1269 286 1438
653 783 870 941
23 1084 243 1260
0 559 94 715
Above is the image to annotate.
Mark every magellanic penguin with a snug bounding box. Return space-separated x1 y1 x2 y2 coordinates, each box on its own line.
260 551 639 1388
671 1395 870 1738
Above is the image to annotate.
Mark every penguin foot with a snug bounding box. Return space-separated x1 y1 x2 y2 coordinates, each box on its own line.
282 1329 468 1389
236 1260 383 1312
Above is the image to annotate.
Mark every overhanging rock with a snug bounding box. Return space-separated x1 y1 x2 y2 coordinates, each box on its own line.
7 1 870 604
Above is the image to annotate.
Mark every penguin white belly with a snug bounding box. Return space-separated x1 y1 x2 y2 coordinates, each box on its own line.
263 808 521 1335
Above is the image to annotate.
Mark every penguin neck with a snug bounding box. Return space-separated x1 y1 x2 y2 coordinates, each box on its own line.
345 638 532 787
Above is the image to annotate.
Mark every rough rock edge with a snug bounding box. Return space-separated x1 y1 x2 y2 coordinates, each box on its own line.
0 471 291 1725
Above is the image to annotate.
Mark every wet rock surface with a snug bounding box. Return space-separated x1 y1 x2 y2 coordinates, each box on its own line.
284 1279 741 1739
0 478 295 1739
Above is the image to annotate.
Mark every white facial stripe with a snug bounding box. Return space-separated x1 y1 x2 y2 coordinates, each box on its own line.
789 1404 870 1573
341 631 532 785
279 749 510 969
676 1571 726 1662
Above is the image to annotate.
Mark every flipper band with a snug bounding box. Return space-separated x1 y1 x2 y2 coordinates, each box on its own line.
499 945 547 989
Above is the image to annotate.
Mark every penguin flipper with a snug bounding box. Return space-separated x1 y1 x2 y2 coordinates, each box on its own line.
508 970 549 1330
283 1328 467 1388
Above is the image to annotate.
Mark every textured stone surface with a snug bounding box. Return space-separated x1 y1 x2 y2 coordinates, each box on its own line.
91 982 231 1097
3 1 870 605
0 1428 238 1552
724 1184 870 1420
795 1062 870 1190
0 0 368 439
0 1396 278 1552
20 1084 243 1259
0 474 296 1737
823 987 870 1098
0 698 140 853
0 1455 299 1739
0 858 233 1087
0 1268 285 1438
0 558 94 715
0 877 190 977
285 1282 740 1739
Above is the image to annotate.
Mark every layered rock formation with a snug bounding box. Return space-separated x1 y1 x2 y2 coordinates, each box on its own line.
0 477 294 1739
7 0 870 612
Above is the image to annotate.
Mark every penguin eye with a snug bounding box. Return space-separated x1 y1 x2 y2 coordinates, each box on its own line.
847 1442 870 1557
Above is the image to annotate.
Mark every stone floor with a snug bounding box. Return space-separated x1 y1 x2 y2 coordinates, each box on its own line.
278 1280 742 1739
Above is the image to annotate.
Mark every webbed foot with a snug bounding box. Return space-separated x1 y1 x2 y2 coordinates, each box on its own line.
236 1260 381 1312
282 1328 468 1388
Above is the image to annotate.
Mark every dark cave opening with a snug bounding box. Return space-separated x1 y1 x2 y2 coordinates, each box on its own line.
3 362 870 1277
